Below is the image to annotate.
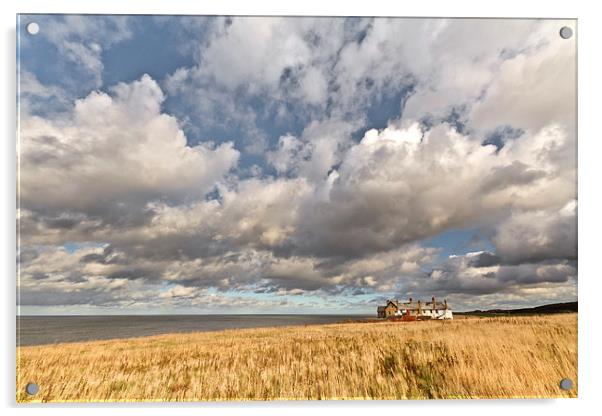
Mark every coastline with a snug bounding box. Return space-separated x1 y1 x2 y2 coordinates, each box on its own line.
17 314 371 347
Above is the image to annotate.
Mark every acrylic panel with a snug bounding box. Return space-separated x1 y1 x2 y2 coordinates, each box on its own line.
16 15 577 402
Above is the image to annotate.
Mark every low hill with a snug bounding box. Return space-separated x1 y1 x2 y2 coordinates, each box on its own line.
458 301 577 316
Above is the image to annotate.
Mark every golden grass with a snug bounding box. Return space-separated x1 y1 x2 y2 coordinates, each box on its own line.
16 313 577 402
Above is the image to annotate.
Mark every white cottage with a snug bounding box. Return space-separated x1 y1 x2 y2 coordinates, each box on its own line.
378 297 453 320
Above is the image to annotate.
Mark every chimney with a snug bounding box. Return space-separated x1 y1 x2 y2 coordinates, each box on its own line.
418 300 422 314
432 296 436 311
444 299 448 309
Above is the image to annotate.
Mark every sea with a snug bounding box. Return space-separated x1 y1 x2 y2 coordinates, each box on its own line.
16 314 370 346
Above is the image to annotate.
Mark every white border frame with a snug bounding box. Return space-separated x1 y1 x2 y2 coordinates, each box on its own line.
2 0 600 414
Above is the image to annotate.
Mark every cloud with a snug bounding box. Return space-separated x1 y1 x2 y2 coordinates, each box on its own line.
468 28 576 134
400 20 575 131
18 71 70 115
18 16 577 311
493 200 577 265
19 111 575 306
298 67 328 105
266 134 306 174
164 17 576 169
18 245 135 306
197 17 314 92
19 74 239 232
159 285 197 299
292 121 574 259
467 251 501 268
166 18 576 140
36 15 133 87
407 251 577 301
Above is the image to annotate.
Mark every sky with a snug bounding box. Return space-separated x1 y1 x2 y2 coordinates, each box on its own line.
17 15 577 314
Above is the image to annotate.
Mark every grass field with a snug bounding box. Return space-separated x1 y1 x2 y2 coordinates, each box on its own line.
16 314 577 402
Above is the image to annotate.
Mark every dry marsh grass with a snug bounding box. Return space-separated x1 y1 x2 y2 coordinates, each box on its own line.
16 314 577 402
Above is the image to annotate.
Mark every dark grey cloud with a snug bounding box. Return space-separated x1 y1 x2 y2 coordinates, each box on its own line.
493 202 577 265
468 251 501 268
410 258 577 297
479 161 546 193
